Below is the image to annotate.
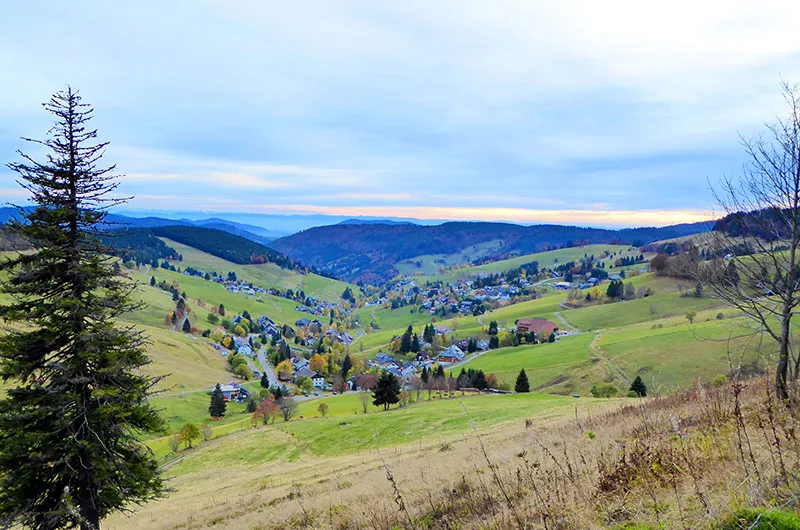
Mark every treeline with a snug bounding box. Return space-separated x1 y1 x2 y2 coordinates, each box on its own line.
98 229 179 264
713 208 794 241
149 225 305 267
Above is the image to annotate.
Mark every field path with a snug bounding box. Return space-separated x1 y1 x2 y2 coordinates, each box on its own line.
590 333 630 387
553 311 578 333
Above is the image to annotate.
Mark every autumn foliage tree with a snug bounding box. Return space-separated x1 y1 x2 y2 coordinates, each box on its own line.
252 399 279 425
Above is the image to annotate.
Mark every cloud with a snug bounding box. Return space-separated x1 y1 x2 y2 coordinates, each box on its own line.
1 1 800 223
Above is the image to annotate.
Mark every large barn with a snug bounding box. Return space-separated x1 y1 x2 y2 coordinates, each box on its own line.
516 318 558 335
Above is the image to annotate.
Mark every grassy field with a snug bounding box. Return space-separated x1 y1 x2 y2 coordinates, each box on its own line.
138 325 233 393
395 239 508 276
160 239 355 303
413 244 639 282
564 291 723 331
351 291 567 356
597 315 766 392
161 391 594 471
458 333 595 391
126 264 318 329
353 303 435 331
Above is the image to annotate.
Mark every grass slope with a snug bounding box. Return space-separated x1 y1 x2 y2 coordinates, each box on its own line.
458 333 595 391
161 239 354 302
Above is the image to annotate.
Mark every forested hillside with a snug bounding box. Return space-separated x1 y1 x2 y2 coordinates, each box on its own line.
98 229 179 264
149 226 308 271
271 220 713 283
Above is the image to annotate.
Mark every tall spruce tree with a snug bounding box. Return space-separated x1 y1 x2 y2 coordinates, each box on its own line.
515 369 530 393
209 383 227 418
372 370 401 410
341 353 352 378
0 88 165 529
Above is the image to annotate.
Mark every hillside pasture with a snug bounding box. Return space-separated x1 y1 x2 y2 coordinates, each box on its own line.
597 316 767 392
160 238 354 303
564 292 723 331
458 333 595 392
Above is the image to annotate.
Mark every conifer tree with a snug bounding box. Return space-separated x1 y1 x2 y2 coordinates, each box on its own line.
372 370 401 410
515 369 530 393
150 275 156 286
629 376 647 397
182 318 191 333
209 383 227 418
0 88 164 530
341 353 352 378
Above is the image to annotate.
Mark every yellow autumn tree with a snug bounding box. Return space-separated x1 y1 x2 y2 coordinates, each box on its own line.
276 359 294 381
309 354 326 374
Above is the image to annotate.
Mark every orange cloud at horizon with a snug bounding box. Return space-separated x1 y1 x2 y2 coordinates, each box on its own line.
248 204 713 228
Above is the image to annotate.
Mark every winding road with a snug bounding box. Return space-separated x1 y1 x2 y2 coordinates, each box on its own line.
256 346 279 387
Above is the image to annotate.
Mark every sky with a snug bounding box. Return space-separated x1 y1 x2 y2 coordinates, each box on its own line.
2 1 800 228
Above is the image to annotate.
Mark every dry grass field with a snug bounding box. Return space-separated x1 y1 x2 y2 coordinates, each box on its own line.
108 376 800 529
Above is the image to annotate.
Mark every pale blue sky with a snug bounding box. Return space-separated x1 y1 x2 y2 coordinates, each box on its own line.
2 1 800 227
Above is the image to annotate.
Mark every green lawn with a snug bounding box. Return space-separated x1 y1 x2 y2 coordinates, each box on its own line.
280 392 587 456
351 291 568 357
459 333 595 391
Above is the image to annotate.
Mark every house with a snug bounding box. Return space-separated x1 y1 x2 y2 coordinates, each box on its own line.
434 325 451 334
258 315 279 337
401 366 417 379
311 372 325 388
295 317 311 327
295 367 317 380
438 345 465 364
294 358 310 370
215 383 249 402
374 352 396 365
233 337 253 356
516 318 558 336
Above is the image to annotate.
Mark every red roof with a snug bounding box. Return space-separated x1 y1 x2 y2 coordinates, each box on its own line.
516 318 558 335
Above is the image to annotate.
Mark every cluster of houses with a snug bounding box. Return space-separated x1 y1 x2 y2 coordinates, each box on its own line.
366 340 476 380
371 278 526 317
293 295 349 318
293 318 354 347
285 356 326 389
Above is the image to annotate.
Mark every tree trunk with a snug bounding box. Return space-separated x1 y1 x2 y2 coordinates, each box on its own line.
777 309 791 401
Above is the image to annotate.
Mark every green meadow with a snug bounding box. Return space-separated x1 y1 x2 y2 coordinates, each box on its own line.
160 239 355 303
164 391 600 474
458 333 595 390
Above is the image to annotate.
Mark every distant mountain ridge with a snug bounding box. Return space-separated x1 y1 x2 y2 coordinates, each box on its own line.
270 220 715 284
0 207 281 244
337 218 417 226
